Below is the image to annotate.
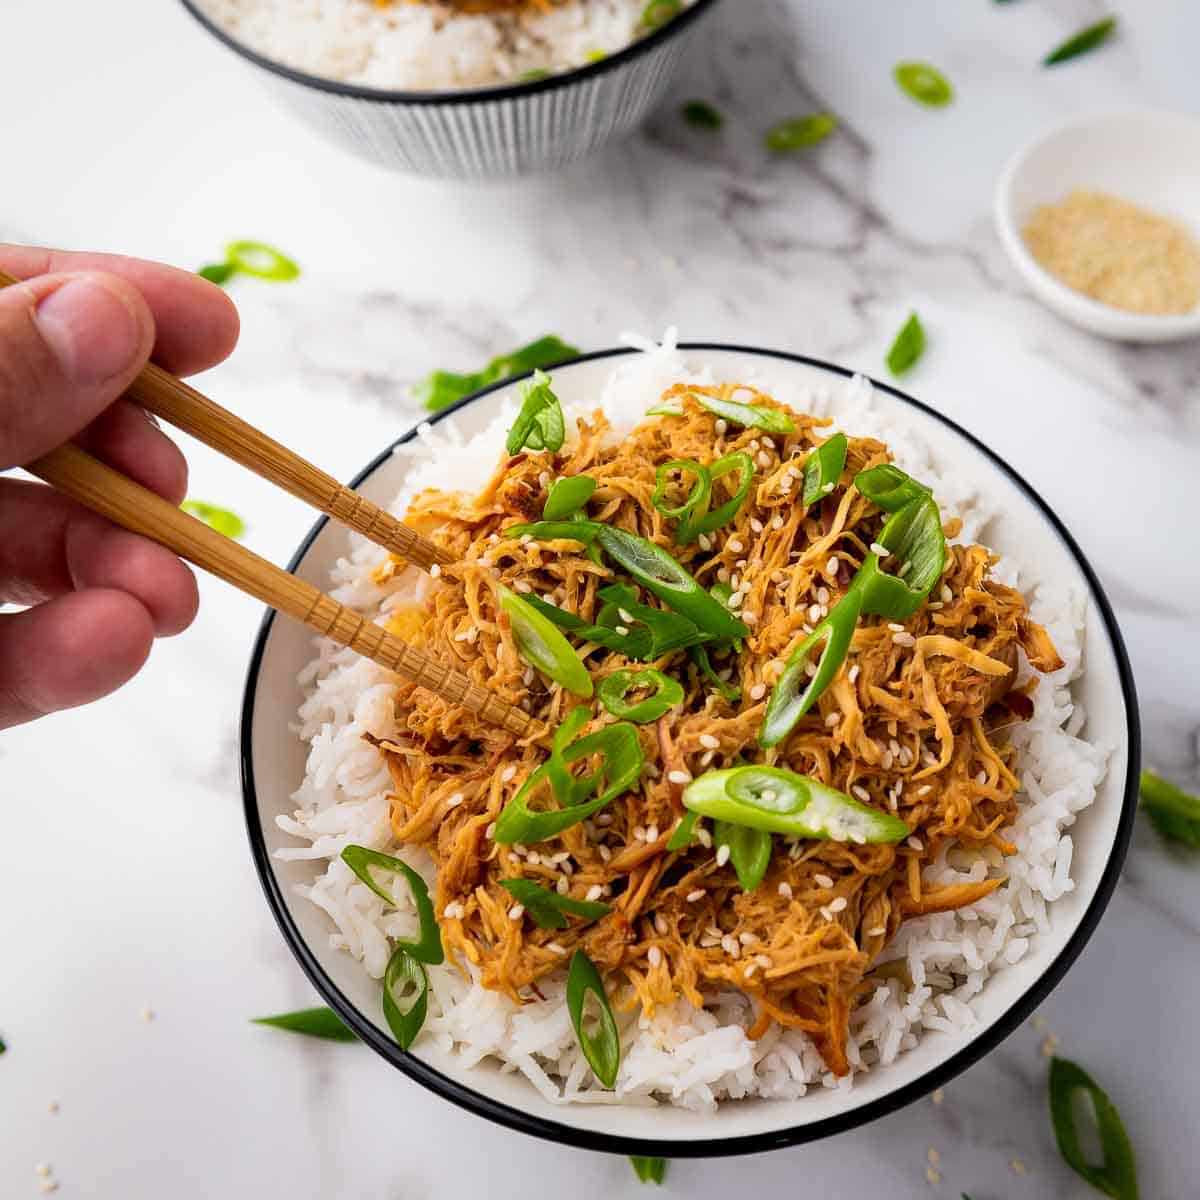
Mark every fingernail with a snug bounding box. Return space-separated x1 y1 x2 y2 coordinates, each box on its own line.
36 275 143 384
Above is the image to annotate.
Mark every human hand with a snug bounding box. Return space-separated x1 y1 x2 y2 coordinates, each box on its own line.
0 245 239 729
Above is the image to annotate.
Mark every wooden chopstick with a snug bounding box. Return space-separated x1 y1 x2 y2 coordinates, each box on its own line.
0 267 450 573
28 443 534 738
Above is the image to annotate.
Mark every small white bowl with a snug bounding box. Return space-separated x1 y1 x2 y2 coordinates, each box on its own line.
995 109 1200 343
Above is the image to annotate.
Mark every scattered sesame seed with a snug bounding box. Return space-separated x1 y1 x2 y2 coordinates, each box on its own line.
808 604 823 623
446 792 465 808
906 836 924 852
750 517 764 534
829 896 848 913
940 584 953 604
741 610 759 626
931 1087 945 1106
727 539 744 555
916 785 933 797
429 562 442 578
47 1102 59 1115
614 624 630 636
1010 1159 1027 1176
598 845 612 863
698 533 712 551
714 419 727 434
887 622 905 633
633 826 646 842
715 844 732 867
514 579 532 593
815 873 835 889
687 889 706 903
848 664 861 684
870 542 890 558
826 556 840 576
778 882 793 899
925 1166 941 1186
976 770 988 785
699 750 715 766
867 925 887 936
1041 1034 1059 1058
749 683 766 701
39 1183 59 1195
586 885 604 902
501 765 517 782
851 785 870 803
721 934 739 955
743 963 759 979
648 946 664 968
892 632 916 647
738 932 759 946
35 1164 52 1178
819 906 833 922
696 826 713 849
140 1008 155 1024
757 451 771 468
646 824 660 843
556 877 570 895
699 732 721 750
756 954 772 969
824 712 840 728
667 769 692 785
508 904 524 921
771 514 784 530
547 941 567 955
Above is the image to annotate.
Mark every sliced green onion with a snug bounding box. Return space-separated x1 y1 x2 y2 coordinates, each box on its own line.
594 584 710 656
886 311 926 376
714 819 772 891
1139 770 1200 848
766 112 838 153
1043 17 1116 66
543 475 597 521
197 262 235 285
893 62 954 107
567 949 620 1088
415 335 580 412
503 518 602 545
382 946 428 1051
684 766 910 843
854 495 946 619
498 878 612 930
690 644 741 704
251 1007 357 1042
641 0 681 32
340 845 443 964
853 463 931 512
665 810 699 851
760 587 862 748
691 390 796 433
598 668 684 723
181 500 245 539
519 68 550 82
800 432 848 506
505 370 566 455
1048 1056 1138 1199
688 452 755 539
630 1157 669 1184
652 459 712 536
499 586 593 697
225 240 300 282
494 718 643 844
683 100 723 130
585 49 607 64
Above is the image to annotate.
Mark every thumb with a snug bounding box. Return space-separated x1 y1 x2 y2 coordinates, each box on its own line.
0 271 154 470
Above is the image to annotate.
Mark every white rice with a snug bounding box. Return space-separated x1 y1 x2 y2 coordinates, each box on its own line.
197 0 681 90
282 331 1108 1111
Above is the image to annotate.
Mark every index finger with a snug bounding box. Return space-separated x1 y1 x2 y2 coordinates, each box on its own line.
0 244 240 377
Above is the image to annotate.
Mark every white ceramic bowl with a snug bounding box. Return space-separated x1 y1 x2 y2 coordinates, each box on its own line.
995 109 1200 343
241 346 1139 1157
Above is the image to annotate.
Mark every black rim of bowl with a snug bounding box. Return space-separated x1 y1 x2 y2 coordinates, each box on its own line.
177 0 721 106
240 344 1141 1158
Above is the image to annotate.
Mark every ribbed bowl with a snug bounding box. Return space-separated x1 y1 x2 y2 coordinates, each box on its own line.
177 0 720 179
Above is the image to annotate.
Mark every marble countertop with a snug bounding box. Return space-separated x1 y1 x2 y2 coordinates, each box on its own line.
2 1 1198 1196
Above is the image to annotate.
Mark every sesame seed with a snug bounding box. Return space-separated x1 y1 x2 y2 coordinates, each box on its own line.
743 963 759 979
887 622 905 633
646 824 659 843
47 1102 59 1115
36 1164 52 1178
714 419 728 434
717 567 730 583
514 579 532 593
749 683 766 701
757 451 771 468
808 603 823 623
867 925 886 936
721 934 739 955
826 556 840 576
586 885 604 902
917 784 933 797
614 625 630 636
715 844 731 867
140 1007 155 1024
829 896 848 913
443 903 458 919
556 877 570 895
771 514 784 531
699 733 721 750
595 813 613 826
851 785 870 802
729 573 741 591
668 769 692 785
976 770 988 785
756 954 772 969
848 664 860 684
739 931 760 945
429 563 442 578
931 1087 945 1105
700 750 715 766
508 904 524 920
633 826 646 842
1010 1159 1027 1176
940 584 953 604
925 1166 941 1186
598 845 612 862
1041 1034 1058 1057
547 941 567 955
814 873 835 889
687 889 706 903
39 1183 58 1195
824 712 840 728
778 882 793 898
821 481 835 494
698 533 712 550
648 946 663 968
501 765 517 783
892 632 916 647
696 827 713 849
819 905 833 921
750 517 764 534
446 792 465 808
727 539 744 555
906 836 924 852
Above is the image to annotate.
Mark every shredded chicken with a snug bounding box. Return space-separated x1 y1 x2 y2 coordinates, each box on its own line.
373 383 1062 1075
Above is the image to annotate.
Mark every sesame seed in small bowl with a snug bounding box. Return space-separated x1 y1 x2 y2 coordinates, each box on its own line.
994 109 1200 343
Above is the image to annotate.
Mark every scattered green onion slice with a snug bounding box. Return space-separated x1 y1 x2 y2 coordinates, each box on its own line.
683 100 723 129
503 519 603 545
415 335 579 412
853 463 931 512
689 452 755 539
886 311 926 376
853 494 946 620
225 240 300 281
800 432 848 506
652 459 712 533
494 715 643 844
893 62 954 107
499 586 592 697
665 810 699 851
714 819 772 891
498 878 612 929
340 845 443 964
689 389 796 433
684 765 910 843
181 500 245 539
765 112 838 153
630 1157 669 1185
1139 769 1200 848
595 526 748 641
543 475 597 521
760 587 863 748
1043 17 1117 66
197 262 235 285
690 644 741 704
641 0 681 32
1048 1056 1138 1200
505 370 566 454
598 668 684 723
567 949 621 1088
251 1007 357 1041
382 946 428 1051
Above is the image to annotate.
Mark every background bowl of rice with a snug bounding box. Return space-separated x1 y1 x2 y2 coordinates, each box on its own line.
178 0 720 178
241 343 1139 1156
